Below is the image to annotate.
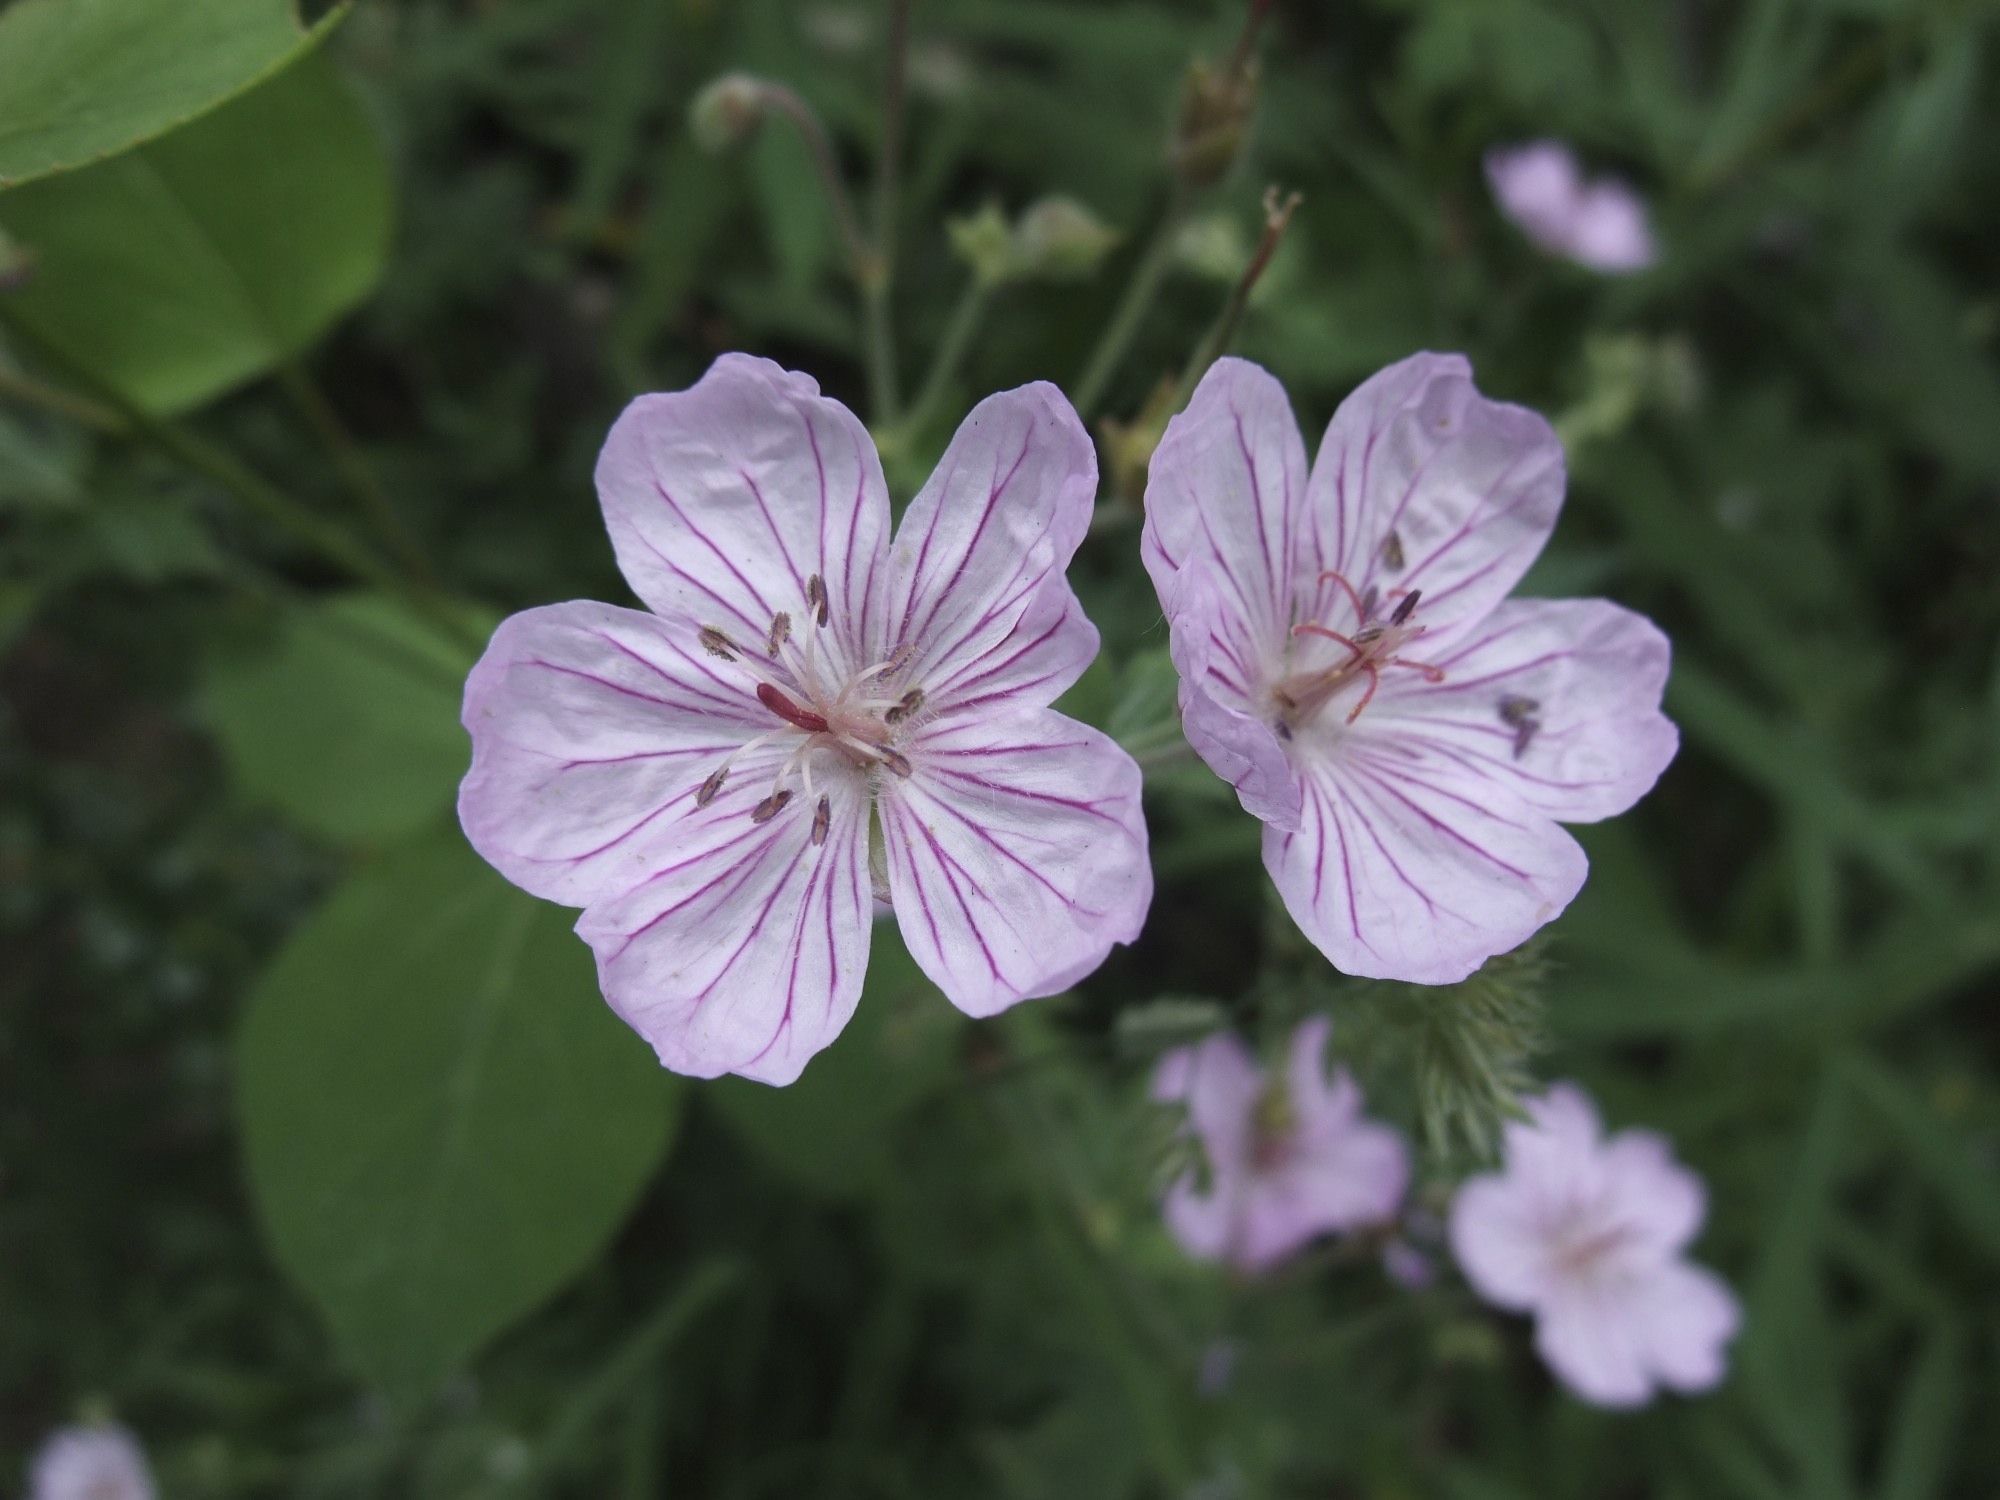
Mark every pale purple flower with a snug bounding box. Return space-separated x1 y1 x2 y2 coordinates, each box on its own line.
28 1425 155 1500
1142 354 1676 983
1485 140 1657 273
1151 1017 1409 1274
1449 1083 1740 1408
460 354 1150 1085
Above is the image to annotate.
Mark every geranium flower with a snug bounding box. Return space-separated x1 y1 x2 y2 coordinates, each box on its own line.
28 1425 155 1500
1485 140 1657 273
1152 1017 1409 1273
461 355 1150 1084
1142 354 1676 983
1448 1083 1740 1408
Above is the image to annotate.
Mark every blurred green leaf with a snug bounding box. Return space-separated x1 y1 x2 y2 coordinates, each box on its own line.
1876 1324 1966 1500
0 50 391 413
1839 1053 2000 1263
708 922 961 1197
0 0 348 188
236 827 679 1403
200 592 479 846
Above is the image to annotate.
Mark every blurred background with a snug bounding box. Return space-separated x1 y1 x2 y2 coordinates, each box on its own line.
3 0 1999 1494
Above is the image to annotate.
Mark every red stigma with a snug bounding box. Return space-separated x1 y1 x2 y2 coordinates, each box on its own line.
756 682 830 733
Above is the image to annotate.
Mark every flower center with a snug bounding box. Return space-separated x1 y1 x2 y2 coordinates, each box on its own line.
1549 1214 1639 1280
1249 1080 1298 1171
693 572 923 841
1269 570 1446 735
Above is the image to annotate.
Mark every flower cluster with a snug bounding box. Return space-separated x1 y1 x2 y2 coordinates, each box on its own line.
1485 140 1657 273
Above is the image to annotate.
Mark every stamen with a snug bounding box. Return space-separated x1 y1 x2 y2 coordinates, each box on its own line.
1390 588 1422 626
883 688 924 724
751 789 793 823
696 767 728 807
1291 623 1365 661
1379 530 1405 571
854 641 915 686
1393 657 1446 683
699 625 739 661
811 795 831 846
1343 664 1382 723
757 682 830 733
805 574 830 627
879 749 913 778
1315 570 1368 626
766 611 792 657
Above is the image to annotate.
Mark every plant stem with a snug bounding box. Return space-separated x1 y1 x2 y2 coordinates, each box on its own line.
0 363 123 432
1171 184 1300 407
1072 183 1191 423
866 0 912 424
897 275 995 439
276 359 438 587
758 83 874 281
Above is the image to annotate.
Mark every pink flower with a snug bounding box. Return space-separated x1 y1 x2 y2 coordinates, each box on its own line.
28 1425 155 1500
1142 354 1676 983
1152 1017 1409 1274
460 354 1150 1085
1485 140 1657 273
1449 1084 1741 1408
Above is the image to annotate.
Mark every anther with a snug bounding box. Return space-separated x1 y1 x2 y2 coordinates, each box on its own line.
805 574 829 627
879 749 913 778
811 795 831 846
883 688 924 724
1379 530 1405 571
757 682 831 733
766 611 792 657
699 626 739 661
751 789 794 823
696 767 728 807
1390 589 1422 626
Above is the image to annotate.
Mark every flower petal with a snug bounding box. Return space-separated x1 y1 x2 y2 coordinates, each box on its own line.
1629 1260 1740 1394
1372 597 1677 823
574 766 872 1085
1281 1014 1350 1123
1143 356 1311 651
885 382 1099 714
880 708 1150 1017
459 601 767 907
1263 747 1587 983
594 353 892 678
1535 1278 1656 1408
1153 1030 1262 1180
1279 1106 1410 1232
1164 566 1303 830
1449 1173 1555 1310
1601 1127 1708 1256
1305 352 1564 638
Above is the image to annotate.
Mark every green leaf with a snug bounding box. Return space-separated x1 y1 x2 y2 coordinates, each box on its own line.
0 49 390 414
707 922 961 1197
0 0 349 189
236 828 679 1402
200 592 479 846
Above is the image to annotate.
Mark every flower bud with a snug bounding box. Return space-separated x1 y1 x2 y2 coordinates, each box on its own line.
688 74 769 154
1012 196 1120 281
1170 55 1258 189
945 201 1015 287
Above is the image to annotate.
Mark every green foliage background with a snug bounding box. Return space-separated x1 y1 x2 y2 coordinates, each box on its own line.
3 0 1998 1495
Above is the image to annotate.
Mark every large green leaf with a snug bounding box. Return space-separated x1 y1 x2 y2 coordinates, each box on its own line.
200 593 477 846
708 922 961 1197
0 0 347 189
237 829 680 1403
0 49 390 413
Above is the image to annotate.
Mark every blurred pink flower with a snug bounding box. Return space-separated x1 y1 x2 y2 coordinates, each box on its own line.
29 1425 154 1500
1142 355 1676 983
461 354 1150 1085
1485 140 1657 273
1449 1083 1741 1407
1152 1017 1409 1274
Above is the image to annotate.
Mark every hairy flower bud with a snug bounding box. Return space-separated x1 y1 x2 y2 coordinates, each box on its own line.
945 201 1015 287
1170 55 1259 188
1013 196 1120 281
689 74 769 154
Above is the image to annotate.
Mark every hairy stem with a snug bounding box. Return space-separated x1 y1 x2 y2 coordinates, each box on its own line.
1073 184 1191 423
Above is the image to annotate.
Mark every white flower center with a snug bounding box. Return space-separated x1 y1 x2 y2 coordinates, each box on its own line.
694 572 923 843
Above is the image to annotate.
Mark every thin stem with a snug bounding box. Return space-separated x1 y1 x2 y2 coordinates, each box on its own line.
1171 185 1300 407
0 305 482 655
866 0 912 423
0 363 123 432
1072 183 1191 423
897 275 995 438
758 83 874 280
276 359 437 587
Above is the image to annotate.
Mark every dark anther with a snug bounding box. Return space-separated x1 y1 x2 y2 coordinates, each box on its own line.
1380 530 1405 571
1390 589 1422 626
767 612 792 657
1497 694 1543 760
880 749 913 778
699 626 738 661
805 574 829 627
751 789 794 823
884 688 924 724
1275 721 1293 740
696 767 728 807
811 795 831 846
